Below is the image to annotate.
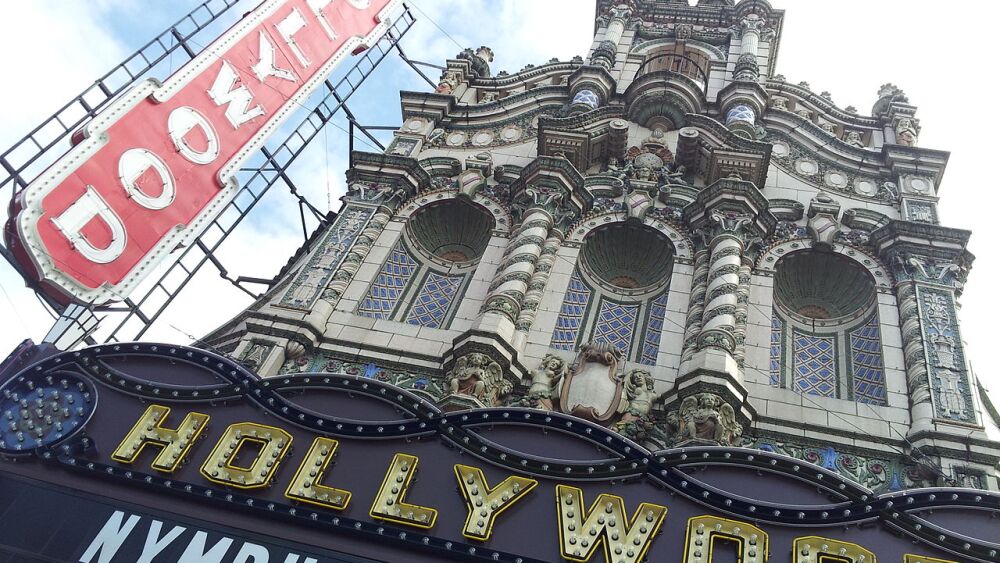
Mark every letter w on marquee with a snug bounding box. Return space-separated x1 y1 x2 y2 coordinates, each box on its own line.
555 485 667 563
8 0 397 304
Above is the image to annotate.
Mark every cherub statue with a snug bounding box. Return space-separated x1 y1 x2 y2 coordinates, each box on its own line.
525 354 569 410
448 353 506 406
659 163 691 187
895 118 918 147
618 369 655 420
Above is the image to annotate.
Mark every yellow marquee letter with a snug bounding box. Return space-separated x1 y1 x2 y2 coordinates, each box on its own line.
200 422 292 489
555 484 667 563
793 537 876 563
112 405 208 473
454 464 537 541
904 556 958 563
285 437 351 510
369 454 438 529
683 515 768 562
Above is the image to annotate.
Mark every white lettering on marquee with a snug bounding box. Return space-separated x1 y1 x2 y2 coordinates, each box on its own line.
137 519 187 563
306 0 338 41
208 61 266 129
275 8 311 68
79 511 141 563
168 107 221 166
118 149 176 210
177 531 234 563
251 31 297 83
52 186 128 264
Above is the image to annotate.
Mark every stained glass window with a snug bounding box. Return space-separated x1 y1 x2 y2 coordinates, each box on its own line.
850 315 887 405
551 271 591 350
357 242 418 320
592 299 640 355
792 331 837 398
639 293 670 366
405 273 463 329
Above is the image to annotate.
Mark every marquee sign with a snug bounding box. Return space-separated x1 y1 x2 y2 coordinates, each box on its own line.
0 343 997 563
6 0 397 304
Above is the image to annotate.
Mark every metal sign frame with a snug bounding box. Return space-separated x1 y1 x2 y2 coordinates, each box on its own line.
0 1 433 348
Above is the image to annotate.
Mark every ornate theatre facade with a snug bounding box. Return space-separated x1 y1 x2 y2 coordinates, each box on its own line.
204 0 999 495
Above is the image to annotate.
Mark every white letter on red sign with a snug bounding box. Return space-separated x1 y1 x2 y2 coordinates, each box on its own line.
276 8 311 68
118 149 176 210
168 107 220 165
252 31 297 84
208 61 265 129
306 0 338 40
51 187 128 264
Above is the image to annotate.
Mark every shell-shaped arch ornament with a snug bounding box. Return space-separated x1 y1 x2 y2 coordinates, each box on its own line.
0 343 996 563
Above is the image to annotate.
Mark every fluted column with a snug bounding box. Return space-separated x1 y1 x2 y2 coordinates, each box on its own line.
697 225 746 353
513 230 564 349
479 207 554 331
590 5 631 70
681 245 711 362
605 6 631 46
732 255 754 366
739 17 762 57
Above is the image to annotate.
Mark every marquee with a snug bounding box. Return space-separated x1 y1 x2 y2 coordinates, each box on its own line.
0 342 994 562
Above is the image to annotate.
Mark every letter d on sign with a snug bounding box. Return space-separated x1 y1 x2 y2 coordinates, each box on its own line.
51 187 127 264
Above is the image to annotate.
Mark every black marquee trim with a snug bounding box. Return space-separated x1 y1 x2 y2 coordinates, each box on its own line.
8 343 1000 562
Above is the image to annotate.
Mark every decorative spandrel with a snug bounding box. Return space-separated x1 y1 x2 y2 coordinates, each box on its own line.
917 286 976 424
280 207 374 310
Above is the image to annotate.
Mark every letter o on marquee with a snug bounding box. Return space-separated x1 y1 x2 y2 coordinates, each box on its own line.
118 149 176 210
167 106 220 165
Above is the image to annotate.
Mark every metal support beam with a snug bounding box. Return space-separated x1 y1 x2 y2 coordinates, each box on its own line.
392 42 443 89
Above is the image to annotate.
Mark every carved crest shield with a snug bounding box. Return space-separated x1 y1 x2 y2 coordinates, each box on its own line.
559 343 624 423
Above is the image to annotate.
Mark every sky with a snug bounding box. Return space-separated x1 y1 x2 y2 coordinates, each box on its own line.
0 0 997 393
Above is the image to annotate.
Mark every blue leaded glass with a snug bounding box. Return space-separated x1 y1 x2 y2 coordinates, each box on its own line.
405 273 463 329
639 293 670 366
357 242 418 319
770 314 783 385
851 315 887 405
792 331 837 398
592 299 640 355
551 271 591 350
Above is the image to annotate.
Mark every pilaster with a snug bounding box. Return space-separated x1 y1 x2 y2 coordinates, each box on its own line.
871 221 982 444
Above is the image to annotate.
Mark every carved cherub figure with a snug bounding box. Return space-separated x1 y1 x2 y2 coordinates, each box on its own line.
526 354 569 410
618 369 655 419
448 353 506 405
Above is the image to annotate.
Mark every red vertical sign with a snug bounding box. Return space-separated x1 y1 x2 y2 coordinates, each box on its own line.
7 0 397 304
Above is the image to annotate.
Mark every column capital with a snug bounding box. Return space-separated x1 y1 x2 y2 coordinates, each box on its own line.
684 177 776 242
870 220 973 292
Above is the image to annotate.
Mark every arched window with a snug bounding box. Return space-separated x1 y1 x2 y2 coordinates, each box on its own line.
550 222 674 365
769 251 887 405
357 199 494 329
637 44 711 91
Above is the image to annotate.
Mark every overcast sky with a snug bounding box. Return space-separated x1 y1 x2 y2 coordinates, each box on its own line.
0 0 996 394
